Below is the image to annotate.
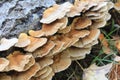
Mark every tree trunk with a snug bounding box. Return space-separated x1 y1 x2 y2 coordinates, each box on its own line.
0 0 73 39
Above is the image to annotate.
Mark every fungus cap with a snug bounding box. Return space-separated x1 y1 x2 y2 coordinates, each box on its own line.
28 30 44 38
41 18 65 36
5 51 35 72
37 57 53 69
40 2 72 23
35 66 48 77
0 58 9 71
47 40 65 56
15 33 30 47
12 63 40 80
0 38 18 51
67 47 91 57
33 41 55 58
74 17 92 30
51 52 71 73
82 29 100 45
24 37 47 52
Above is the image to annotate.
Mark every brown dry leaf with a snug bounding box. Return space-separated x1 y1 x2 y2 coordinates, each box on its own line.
112 35 120 40
115 40 120 51
99 33 111 54
109 56 120 80
83 63 112 80
109 64 120 80
114 1 120 11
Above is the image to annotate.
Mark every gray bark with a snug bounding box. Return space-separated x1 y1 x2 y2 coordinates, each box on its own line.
0 0 73 39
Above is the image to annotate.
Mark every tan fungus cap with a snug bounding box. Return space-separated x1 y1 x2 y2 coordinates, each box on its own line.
47 40 65 57
40 2 72 24
24 37 47 52
51 52 71 73
28 30 45 38
41 19 64 36
33 41 55 58
15 33 30 47
12 63 40 80
5 51 35 72
37 57 53 69
0 58 9 71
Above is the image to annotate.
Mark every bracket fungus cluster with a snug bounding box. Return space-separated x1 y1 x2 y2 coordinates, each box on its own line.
0 0 113 80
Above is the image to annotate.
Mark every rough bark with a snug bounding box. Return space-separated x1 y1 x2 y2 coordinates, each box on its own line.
0 0 73 39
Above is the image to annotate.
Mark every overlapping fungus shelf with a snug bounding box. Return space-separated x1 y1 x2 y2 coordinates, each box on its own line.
0 0 114 80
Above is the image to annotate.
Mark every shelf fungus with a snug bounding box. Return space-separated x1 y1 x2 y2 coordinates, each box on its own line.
73 17 92 30
15 33 31 47
66 47 91 60
51 52 71 73
41 17 68 36
28 30 45 38
73 29 100 48
5 51 35 72
40 2 72 24
24 37 47 52
35 66 53 79
33 41 55 58
0 0 113 80
0 38 18 51
0 58 9 71
12 63 40 80
0 73 12 80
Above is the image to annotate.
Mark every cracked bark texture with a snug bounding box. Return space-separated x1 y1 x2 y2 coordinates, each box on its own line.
0 0 74 39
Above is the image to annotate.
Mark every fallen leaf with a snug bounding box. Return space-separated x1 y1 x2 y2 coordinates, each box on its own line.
99 33 111 54
115 40 120 51
109 56 120 80
114 1 120 11
83 63 112 80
